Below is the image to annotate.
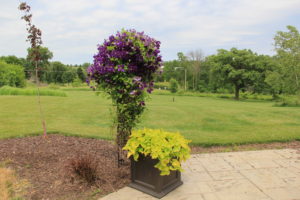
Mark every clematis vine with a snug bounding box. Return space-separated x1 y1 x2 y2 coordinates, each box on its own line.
87 29 163 147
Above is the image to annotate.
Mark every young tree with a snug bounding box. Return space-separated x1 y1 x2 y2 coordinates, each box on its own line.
19 2 48 136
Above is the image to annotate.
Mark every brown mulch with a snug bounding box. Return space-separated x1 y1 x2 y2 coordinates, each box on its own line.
0 135 299 200
0 135 130 200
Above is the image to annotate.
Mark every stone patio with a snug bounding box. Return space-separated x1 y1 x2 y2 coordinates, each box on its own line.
101 149 300 200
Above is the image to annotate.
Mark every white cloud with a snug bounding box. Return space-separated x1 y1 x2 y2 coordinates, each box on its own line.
0 0 299 64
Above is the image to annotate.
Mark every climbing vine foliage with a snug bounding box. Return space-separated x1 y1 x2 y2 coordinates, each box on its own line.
87 29 163 147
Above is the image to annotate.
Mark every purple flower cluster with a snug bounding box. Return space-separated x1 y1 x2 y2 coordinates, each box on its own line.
87 29 162 94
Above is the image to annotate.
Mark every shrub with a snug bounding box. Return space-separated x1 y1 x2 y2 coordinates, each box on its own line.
169 78 179 93
87 29 162 147
71 77 82 87
177 90 185 95
65 154 98 185
216 88 230 94
274 95 300 107
48 83 60 90
123 128 191 176
0 61 26 88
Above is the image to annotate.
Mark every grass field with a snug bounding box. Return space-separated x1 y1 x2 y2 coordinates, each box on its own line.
0 89 299 146
0 86 67 97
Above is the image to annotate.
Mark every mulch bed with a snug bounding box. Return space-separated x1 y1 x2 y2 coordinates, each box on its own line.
0 135 130 200
0 135 299 200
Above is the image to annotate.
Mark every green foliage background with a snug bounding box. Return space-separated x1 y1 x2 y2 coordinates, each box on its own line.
0 61 26 88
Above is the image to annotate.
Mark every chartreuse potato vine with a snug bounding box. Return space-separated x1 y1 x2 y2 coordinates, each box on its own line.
87 29 162 147
123 129 191 175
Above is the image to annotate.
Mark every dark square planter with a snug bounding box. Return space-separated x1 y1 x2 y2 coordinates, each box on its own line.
129 156 183 199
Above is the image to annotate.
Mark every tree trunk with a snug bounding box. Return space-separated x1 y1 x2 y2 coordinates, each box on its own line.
235 85 240 100
35 62 47 137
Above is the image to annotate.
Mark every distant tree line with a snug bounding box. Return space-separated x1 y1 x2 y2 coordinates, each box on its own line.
159 25 300 99
1 25 299 100
0 47 90 86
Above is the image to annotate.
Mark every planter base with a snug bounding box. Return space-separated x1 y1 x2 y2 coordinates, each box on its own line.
130 156 183 199
129 179 182 199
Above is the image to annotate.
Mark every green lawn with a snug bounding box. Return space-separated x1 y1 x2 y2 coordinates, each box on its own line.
0 90 299 146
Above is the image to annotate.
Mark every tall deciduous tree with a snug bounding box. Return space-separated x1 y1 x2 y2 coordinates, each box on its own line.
209 48 265 100
187 50 204 91
274 25 300 94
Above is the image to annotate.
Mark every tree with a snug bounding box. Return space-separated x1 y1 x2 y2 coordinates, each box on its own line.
177 52 188 90
162 60 181 82
274 25 300 94
252 55 276 94
197 57 212 92
187 50 204 91
77 67 86 82
0 60 26 87
49 61 66 83
209 48 266 100
0 55 26 66
265 70 284 98
19 2 49 137
27 46 53 81
62 68 77 84
0 55 32 79
81 62 91 70
169 78 179 93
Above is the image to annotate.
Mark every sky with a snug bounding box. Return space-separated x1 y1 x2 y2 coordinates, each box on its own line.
1 0 300 65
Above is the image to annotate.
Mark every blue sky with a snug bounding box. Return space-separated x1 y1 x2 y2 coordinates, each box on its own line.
1 0 300 64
